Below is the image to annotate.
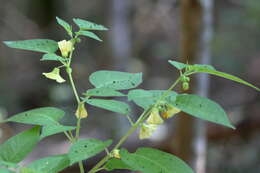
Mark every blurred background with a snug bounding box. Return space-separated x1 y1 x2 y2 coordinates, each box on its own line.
0 0 260 172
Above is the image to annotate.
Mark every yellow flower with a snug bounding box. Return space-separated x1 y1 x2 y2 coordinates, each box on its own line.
75 102 88 119
58 40 73 58
111 149 121 159
42 68 65 83
146 108 164 125
139 123 158 140
161 105 181 119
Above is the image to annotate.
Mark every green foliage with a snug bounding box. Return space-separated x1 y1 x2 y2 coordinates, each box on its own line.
84 98 131 115
68 139 112 165
104 158 134 171
0 127 40 163
77 31 103 42
0 168 15 173
41 53 64 61
56 17 73 37
73 18 108 31
84 88 125 97
89 70 142 90
3 39 58 53
40 124 76 139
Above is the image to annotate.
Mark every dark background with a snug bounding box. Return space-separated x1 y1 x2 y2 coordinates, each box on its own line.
0 0 260 173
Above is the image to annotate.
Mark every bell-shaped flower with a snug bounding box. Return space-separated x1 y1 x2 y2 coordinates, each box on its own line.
161 105 181 119
75 102 88 119
42 68 65 83
139 123 158 140
146 108 164 125
58 40 73 58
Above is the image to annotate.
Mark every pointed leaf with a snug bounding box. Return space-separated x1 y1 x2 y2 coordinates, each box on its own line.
73 18 108 31
26 154 70 173
56 17 73 37
120 148 194 173
3 39 58 53
89 70 142 90
84 88 125 97
68 139 112 165
0 127 40 163
173 94 235 129
5 107 65 126
104 158 134 171
77 31 102 42
168 60 188 70
41 53 64 61
85 99 130 115
40 124 76 139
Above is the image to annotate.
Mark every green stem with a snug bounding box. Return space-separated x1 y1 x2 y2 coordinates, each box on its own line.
79 161 85 173
67 70 80 104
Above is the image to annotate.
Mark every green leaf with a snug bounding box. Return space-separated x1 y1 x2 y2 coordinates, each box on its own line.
168 60 215 71
195 68 260 91
56 17 73 37
173 94 235 129
41 53 64 61
89 70 142 90
168 60 188 70
0 160 19 168
77 31 102 42
5 107 65 126
84 88 125 97
3 39 58 53
0 168 15 173
68 139 112 165
104 158 134 171
0 127 40 163
85 99 130 115
19 167 37 173
128 90 177 109
73 18 108 31
120 148 194 173
26 154 70 173
40 124 76 139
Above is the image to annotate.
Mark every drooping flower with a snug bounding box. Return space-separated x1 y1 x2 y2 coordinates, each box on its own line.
75 102 88 119
146 108 164 125
58 40 73 58
42 68 65 83
139 123 158 140
161 105 181 119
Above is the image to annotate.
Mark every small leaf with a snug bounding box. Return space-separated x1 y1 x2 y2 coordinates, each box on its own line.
77 31 102 42
40 124 76 139
104 158 134 171
168 60 188 70
173 94 235 129
3 39 58 53
0 127 40 163
0 168 15 173
89 70 142 90
84 88 125 97
26 154 70 173
41 53 64 61
73 18 108 31
56 17 73 37
120 148 194 173
68 139 112 165
85 99 130 115
128 90 177 109
5 107 65 126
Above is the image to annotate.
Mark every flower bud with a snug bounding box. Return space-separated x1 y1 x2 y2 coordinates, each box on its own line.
58 40 73 58
42 68 65 83
75 102 88 119
182 82 189 91
161 105 181 119
111 149 121 159
146 108 164 125
139 123 158 140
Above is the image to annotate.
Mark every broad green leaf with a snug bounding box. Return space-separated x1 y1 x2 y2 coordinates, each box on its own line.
73 18 108 31
19 167 37 173
128 90 177 109
68 139 112 165
89 70 142 90
5 107 65 126
85 99 130 115
120 148 194 173
104 158 134 171
195 68 260 91
56 17 73 37
0 168 15 173
0 127 40 163
84 88 125 97
173 94 235 129
40 53 64 61
40 124 76 139
77 31 102 42
0 160 19 168
26 154 70 173
168 60 215 71
168 60 188 70
3 39 58 53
